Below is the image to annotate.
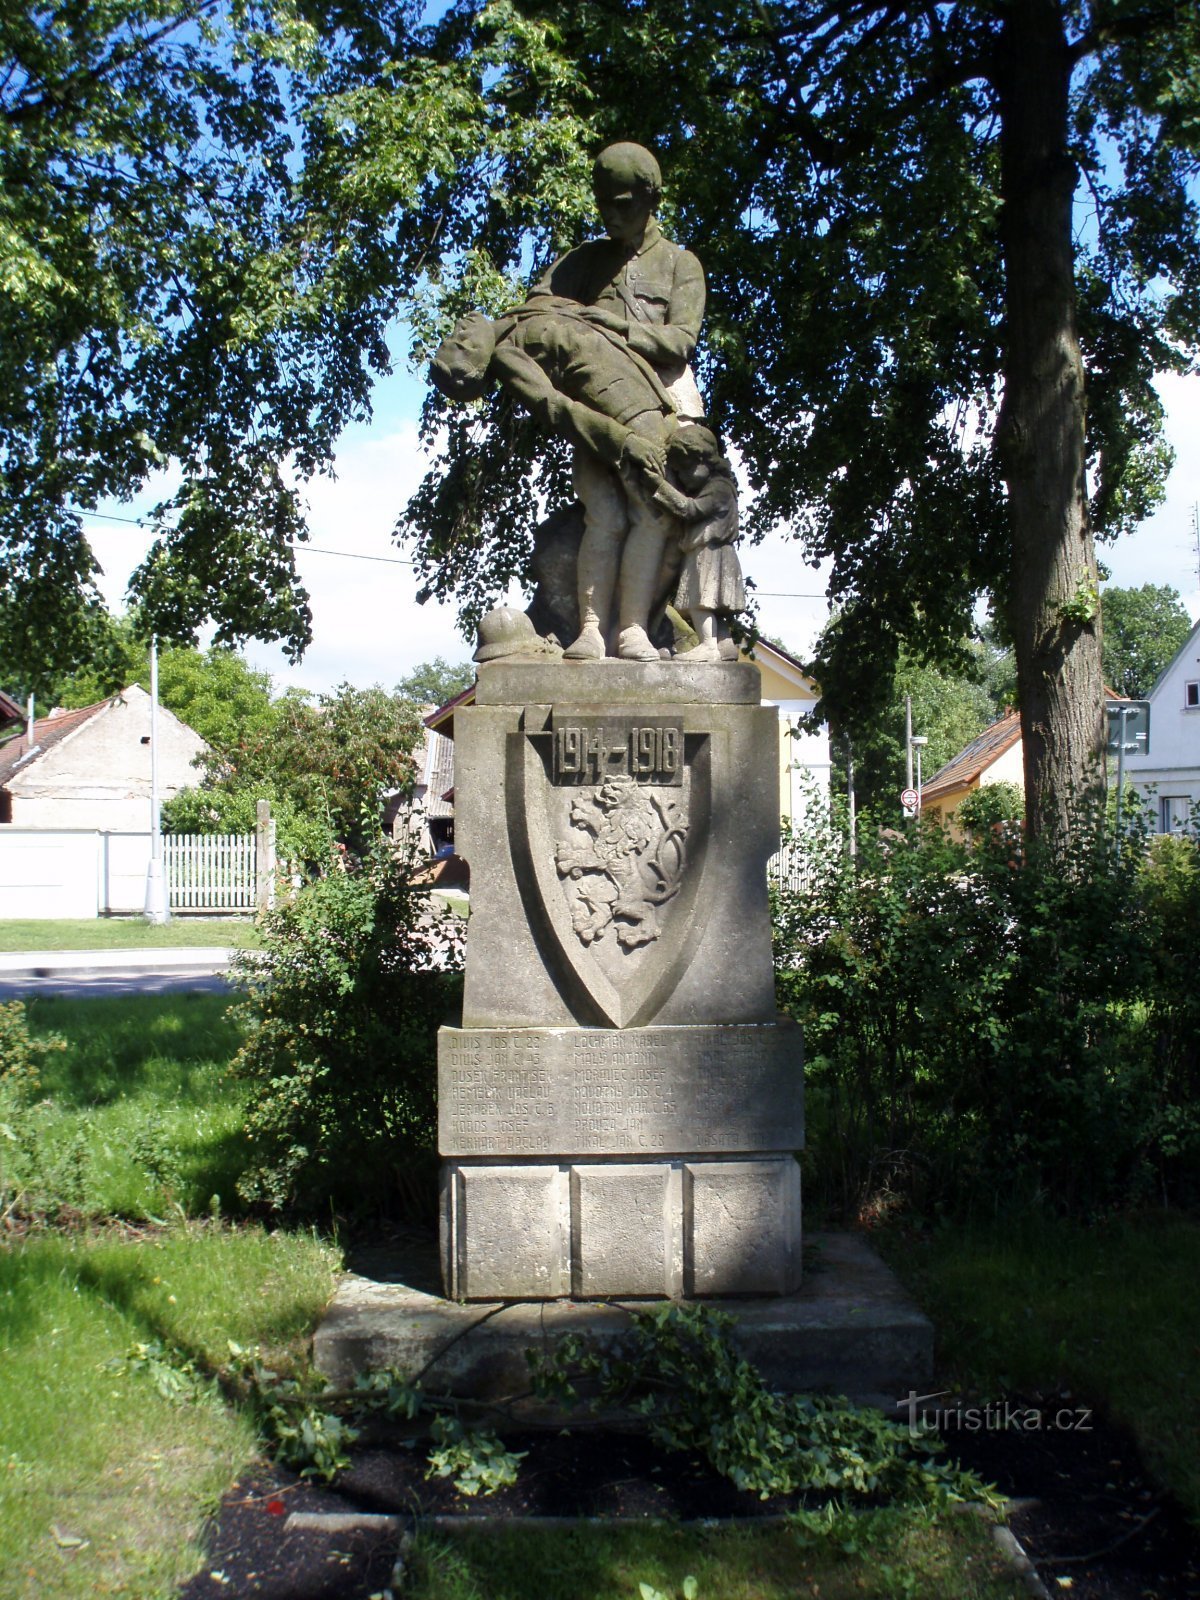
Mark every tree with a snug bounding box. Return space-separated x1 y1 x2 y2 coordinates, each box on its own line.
1100 584 1194 699
823 633 999 815
186 681 422 858
1 0 414 693
45 615 279 750
395 656 476 708
333 0 1200 844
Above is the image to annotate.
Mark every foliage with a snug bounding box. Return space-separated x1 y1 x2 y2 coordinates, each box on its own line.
1100 583 1194 699
774 805 1200 1218
229 836 463 1216
177 679 422 860
395 656 476 708
528 1302 999 1509
0 0 422 692
954 782 1025 834
349 0 1200 840
28 614 280 753
426 1415 527 1497
823 633 1000 815
162 779 332 875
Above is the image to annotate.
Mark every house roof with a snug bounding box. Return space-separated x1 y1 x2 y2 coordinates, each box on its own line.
0 699 109 786
1145 615 1200 701
923 686 1132 804
0 690 23 731
921 711 1022 803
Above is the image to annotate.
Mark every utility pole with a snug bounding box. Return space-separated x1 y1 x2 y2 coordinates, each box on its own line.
143 634 170 923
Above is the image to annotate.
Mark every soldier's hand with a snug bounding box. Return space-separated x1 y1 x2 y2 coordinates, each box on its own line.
622 434 668 479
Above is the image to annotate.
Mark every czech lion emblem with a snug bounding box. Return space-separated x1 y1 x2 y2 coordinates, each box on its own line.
554 775 688 950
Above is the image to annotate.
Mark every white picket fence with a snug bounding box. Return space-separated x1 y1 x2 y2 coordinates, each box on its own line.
164 832 258 912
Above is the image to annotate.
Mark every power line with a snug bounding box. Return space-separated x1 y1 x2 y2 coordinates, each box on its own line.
76 509 828 592
77 510 417 566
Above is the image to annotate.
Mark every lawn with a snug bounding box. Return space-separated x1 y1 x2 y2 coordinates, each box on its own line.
403 1515 1022 1600
0 918 260 952
882 1212 1200 1524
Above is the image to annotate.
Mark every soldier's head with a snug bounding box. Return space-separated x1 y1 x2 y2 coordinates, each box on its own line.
430 312 497 401
592 142 662 247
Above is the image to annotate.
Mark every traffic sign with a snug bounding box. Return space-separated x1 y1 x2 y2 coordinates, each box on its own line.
901 787 918 809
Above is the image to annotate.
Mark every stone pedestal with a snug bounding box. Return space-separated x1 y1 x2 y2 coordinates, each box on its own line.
440 661 804 1300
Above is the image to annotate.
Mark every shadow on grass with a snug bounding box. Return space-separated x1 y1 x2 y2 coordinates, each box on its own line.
26 991 243 1108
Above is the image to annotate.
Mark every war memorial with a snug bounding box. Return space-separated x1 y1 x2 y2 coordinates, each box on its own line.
317 142 930 1397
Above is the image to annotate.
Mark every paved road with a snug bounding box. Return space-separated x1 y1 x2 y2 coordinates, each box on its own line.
0 948 235 1000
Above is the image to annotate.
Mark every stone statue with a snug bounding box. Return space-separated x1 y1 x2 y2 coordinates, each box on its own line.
431 141 741 663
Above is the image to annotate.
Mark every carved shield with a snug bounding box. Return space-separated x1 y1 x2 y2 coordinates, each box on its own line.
506 726 713 1028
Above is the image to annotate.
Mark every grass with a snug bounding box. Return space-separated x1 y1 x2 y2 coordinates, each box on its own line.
881 1211 1200 1523
0 1223 338 1600
403 1515 1024 1600
1 992 339 1598
0 918 260 952
12 993 250 1218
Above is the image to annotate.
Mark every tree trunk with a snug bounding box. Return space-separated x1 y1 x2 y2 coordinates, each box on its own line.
996 0 1106 848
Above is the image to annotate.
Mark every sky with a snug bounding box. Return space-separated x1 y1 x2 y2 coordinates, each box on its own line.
83 366 1200 699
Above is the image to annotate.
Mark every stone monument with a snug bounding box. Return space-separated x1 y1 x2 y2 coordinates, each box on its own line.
432 142 804 1300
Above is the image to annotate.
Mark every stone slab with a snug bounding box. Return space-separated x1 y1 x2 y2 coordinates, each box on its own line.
441 1154 799 1300
313 1230 933 1412
438 1023 804 1157
686 1159 802 1295
476 659 762 706
443 1165 568 1300
571 1163 682 1298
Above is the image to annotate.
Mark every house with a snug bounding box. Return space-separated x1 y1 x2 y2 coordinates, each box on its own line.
0 685 206 831
420 642 830 841
919 711 1024 829
921 687 1138 832
1117 615 1200 832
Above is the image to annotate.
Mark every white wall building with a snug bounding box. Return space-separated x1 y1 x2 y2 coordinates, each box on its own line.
0 685 206 831
1117 618 1200 832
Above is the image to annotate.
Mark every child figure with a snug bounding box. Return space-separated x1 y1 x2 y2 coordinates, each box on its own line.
650 427 744 661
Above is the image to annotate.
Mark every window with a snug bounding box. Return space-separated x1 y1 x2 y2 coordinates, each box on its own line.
1160 796 1192 834
1186 681 1200 708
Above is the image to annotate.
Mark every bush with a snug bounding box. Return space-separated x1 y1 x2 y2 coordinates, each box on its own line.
229 839 464 1217
774 806 1200 1219
954 781 1023 834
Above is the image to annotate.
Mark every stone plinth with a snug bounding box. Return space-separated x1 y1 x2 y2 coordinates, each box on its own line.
315 1232 933 1411
439 661 804 1301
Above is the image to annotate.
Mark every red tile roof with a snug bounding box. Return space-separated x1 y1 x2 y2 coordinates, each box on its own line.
0 699 109 786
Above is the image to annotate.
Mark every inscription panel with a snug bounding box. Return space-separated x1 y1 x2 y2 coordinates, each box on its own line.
549 712 683 786
439 1024 804 1157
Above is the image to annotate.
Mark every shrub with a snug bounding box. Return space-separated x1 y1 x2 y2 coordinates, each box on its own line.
774 805 1198 1219
954 781 1023 834
229 837 464 1217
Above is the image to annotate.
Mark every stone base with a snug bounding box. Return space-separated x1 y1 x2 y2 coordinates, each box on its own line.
313 1231 934 1412
440 1154 802 1300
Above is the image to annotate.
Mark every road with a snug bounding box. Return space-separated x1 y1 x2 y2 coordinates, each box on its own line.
0 948 235 1001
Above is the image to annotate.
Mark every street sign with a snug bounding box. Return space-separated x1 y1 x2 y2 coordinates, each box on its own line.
1105 701 1150 754
901 787 918 808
